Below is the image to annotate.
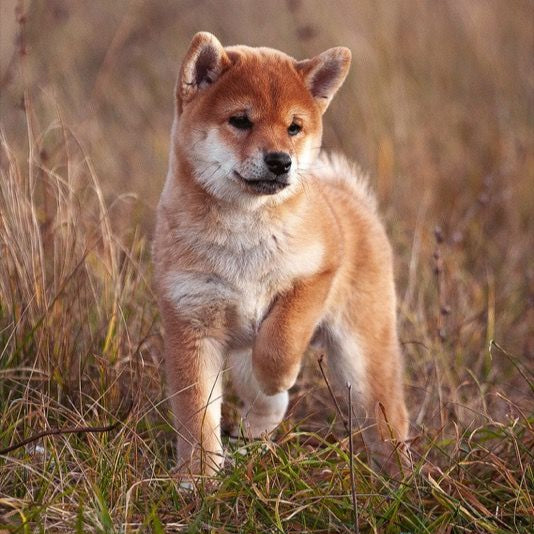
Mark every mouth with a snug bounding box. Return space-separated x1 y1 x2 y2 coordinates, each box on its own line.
233 171 289 195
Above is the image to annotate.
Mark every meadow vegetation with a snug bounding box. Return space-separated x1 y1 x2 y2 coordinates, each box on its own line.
0 1 532 532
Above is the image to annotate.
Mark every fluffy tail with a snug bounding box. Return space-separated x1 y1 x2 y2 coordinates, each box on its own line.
314 152 377 212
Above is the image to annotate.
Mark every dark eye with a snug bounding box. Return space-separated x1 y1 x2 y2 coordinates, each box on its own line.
229 115 253 130
288 122 302 136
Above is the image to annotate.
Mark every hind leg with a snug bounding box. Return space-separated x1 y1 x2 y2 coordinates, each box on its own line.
325 322 409 471
228 350 289 439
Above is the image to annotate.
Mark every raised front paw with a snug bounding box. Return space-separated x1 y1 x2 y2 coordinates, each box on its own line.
252 348 300 395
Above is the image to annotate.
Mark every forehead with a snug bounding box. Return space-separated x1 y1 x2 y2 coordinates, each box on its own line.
204 47 317 118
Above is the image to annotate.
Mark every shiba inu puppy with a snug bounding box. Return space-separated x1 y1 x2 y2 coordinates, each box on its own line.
153 32 409 478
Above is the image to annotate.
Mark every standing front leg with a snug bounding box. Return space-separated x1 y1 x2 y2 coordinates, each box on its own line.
252 270 334 396
161 300 226 477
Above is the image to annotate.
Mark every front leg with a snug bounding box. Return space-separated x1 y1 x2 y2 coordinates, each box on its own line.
252 270 334 395
161 299 226 477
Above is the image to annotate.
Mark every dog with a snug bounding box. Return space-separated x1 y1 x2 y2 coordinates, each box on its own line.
153 32 409 479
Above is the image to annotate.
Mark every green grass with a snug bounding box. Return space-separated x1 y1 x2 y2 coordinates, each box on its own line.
1 1 533 532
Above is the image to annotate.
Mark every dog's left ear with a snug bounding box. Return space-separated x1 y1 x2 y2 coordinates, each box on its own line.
177 32 231 113
296 47 351 113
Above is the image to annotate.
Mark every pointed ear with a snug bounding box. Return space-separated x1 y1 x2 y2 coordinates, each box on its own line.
296 47 351 113
177 32 231 112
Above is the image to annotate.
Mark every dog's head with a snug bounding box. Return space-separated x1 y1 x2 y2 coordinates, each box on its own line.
173 32 351 205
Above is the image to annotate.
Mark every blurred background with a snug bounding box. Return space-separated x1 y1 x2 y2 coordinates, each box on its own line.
2 0 531 221
1 0 532 422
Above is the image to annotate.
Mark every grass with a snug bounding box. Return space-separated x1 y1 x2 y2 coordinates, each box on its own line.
0 1 533 532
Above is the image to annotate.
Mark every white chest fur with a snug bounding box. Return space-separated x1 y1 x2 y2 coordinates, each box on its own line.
163 207 323 347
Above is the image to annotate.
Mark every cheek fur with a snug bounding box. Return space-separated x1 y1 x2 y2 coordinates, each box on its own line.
189 128 239 194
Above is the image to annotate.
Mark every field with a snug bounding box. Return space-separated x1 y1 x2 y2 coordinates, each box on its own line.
0 0 533 532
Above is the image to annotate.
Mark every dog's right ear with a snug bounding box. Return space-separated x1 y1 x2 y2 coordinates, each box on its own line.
177 32 230 113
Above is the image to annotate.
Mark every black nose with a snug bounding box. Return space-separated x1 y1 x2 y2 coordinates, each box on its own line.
264 152 292 176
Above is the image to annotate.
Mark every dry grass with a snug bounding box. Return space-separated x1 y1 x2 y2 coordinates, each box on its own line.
1 1 533 532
